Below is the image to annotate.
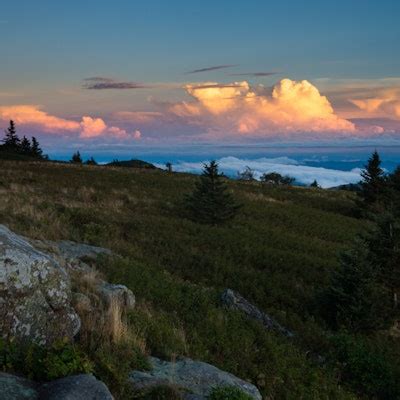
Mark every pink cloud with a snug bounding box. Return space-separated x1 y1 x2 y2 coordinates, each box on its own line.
350 88 400 120
0 105 80 132
0 105 138 140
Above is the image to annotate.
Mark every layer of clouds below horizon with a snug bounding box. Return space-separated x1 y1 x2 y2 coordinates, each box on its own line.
156 156 362 188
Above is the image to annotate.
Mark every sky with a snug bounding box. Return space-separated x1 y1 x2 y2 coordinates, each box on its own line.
1 0 400 162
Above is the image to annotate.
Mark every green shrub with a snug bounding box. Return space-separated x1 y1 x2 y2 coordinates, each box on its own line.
209 386 253 400
138 385 182 399
0 338 93 381
331 333 400 399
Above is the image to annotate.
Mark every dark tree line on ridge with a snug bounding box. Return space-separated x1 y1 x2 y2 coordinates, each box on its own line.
0 120 46 159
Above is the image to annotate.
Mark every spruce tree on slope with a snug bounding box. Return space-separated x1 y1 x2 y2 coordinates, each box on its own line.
2 120 20 151
71 151 82 164
20 136 32 155
185 161 241 225
359 150 386 206
31 137 43 159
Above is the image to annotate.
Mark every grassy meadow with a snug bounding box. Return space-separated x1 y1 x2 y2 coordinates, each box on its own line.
1 159 396 399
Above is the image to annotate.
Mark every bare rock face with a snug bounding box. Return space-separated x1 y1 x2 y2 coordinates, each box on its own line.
221 289 294 338
130 357 262 400
0 373 114 400
0 225 80 345
39 374 114 400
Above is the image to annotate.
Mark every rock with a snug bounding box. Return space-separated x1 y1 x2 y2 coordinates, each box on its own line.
29 239 111 271
98 282 135 310
221 289 294 338
0 373 38 400
39 374 114 400
0 225 80 345
130 357 262 400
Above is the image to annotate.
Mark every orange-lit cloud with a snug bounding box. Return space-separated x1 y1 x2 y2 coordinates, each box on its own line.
0 105 80 131
169 78 356 137
0 105 139 140
350 87 400 119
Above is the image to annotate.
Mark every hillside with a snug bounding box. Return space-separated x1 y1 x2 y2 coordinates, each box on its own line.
0 159 395 399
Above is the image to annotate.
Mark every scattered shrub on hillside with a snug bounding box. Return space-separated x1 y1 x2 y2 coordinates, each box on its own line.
0 338 93 381
237 166 255 181
208 386 253 400
137 384 183 400
260 172 295 186
330 333 400 399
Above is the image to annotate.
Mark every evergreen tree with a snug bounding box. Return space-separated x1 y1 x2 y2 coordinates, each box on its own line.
165 162 173 173
31 137 43 159
185 161 241 225
366 213 400 309
19 136 32 155
2 120 20 151
85 156 97 165
386 166 400 214
310 180 320 188
359 151 386 206
71 151 82 164
323 238 393 332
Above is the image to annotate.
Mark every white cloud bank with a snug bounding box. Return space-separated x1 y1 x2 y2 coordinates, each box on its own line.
160 156 362 188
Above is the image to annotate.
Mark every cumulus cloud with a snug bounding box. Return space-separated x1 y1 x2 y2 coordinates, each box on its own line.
350 87 400 119
0 105 138 140
0 105 80 131
161 156 362 188
168 78 355 137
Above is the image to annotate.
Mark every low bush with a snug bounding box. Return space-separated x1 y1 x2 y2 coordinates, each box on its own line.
209 386 253 400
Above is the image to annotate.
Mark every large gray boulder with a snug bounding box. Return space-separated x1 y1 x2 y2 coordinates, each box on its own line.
0 373 114 400
0 225 80 345
130 357 262 400
39 374 114 400
221 289 294 338
0 373 38 400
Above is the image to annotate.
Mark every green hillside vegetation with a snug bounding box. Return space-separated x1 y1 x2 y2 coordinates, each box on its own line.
1 151 400 399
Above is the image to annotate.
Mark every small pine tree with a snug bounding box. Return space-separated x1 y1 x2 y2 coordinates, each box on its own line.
19 136 32 155
185 161 241 225
310 179 319 188
31 137 43 159
2 120 20 151
71 151 82 164
165 162 173 173
359 151 386 205
85 156 97 165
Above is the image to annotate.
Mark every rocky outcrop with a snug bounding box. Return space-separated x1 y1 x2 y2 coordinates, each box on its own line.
0 224 120 345
0 372 38 400
130 357 262 400
221 289 294 338
0 225 80 345
0 373 113 400
39 374 114 400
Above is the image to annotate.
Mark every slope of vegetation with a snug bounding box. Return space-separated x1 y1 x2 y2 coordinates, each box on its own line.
1 158 397 399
